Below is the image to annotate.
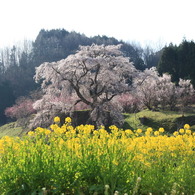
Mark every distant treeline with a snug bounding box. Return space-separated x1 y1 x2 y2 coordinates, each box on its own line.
0 29 194 125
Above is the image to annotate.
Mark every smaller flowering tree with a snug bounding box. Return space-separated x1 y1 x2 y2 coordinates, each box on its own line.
5 97 36 127
157 74 178 110
133 67 194 111
178 79 195 116
5 97 36 120
133 67 160 110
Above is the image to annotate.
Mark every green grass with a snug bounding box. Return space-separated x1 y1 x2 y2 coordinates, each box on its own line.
0 122 25 138
123 109 195 133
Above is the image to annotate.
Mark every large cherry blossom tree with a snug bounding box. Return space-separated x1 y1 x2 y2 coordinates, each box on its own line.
31 44 138 127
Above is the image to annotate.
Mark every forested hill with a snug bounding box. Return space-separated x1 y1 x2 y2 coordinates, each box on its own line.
32 29 148 70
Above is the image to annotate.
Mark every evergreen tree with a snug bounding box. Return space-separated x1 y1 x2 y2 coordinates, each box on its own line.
32 29 145 70
0 81 15 125
158 40 195 86
158 44 179 82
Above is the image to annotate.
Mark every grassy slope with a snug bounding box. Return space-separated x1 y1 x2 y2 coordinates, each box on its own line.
124 110 195 133
0 122 25 138
0 110 195 137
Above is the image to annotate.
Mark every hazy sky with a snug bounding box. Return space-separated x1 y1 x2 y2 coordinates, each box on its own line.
0 0 195 48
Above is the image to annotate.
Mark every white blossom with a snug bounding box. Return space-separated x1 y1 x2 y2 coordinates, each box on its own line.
31 44 138 128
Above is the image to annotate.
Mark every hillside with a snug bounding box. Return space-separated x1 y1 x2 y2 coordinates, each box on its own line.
124 110 195 133
0 122 25 138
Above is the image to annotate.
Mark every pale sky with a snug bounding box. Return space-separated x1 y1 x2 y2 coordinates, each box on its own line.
0 0 195 48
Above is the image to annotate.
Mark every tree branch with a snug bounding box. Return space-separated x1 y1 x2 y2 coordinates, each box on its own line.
52 66 92 106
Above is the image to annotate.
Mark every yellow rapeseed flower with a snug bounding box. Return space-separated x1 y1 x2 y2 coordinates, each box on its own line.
54 127 64 135
3 136 12 142
137 129 142 134
185 129 192 135
154 131 160 136
92 130 98 136
35 127 45 134
145 130 151 136
59 138 65 146
184 124 190 129
125 129 134 135
173 131 179 137
28 131 34 136
109 125 118 133
146 127 153 132
179 128 185 134
159 128 165 133
54 116 60 123
44 129 51 135
50 124 59 131
65 117 72 123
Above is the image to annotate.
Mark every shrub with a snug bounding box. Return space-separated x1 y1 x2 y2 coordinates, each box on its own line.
5 97 36 120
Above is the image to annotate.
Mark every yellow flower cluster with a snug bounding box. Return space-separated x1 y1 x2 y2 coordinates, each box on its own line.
54 116 72 124
0 118 194 171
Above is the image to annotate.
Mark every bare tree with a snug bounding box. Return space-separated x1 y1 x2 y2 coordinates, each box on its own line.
31 44 138 128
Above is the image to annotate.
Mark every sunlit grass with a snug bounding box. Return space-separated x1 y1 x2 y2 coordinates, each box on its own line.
124 109 195 133
0 122 24 138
